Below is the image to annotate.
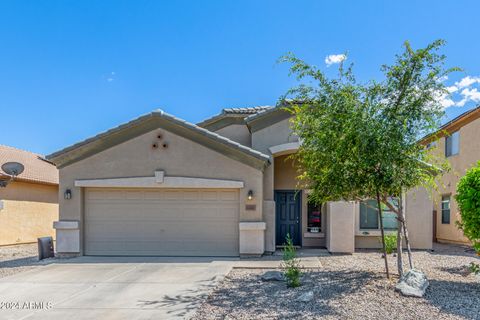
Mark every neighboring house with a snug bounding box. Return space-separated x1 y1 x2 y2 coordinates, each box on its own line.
47 107 432 257
421 105 480 245
0 145 59 245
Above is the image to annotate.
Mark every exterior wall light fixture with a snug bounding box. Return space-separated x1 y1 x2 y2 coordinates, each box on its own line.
247 190 253 200
64 189 72 200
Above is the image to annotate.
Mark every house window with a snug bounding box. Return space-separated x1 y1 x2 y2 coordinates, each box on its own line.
441 195 450 224
445 131 459 157
307 201 322 233
360 199 398 230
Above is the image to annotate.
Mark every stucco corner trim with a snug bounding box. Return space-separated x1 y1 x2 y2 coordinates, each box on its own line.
74 174 245 189
53 220 79 230
239 222 266 231
269 142 300 156
155 170 165 183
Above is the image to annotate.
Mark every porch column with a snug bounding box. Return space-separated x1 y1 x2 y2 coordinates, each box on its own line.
326 201 355 253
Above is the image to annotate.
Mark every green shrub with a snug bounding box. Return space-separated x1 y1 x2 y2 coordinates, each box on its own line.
384 234 397 254
469 262 480 275
455 161 480 253
281 234 302 288
456 162 480 274
379 234 397 254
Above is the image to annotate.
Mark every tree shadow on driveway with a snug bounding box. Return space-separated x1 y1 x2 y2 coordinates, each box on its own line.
136 275 223 319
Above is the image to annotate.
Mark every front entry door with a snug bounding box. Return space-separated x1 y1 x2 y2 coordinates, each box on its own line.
275 190 301 246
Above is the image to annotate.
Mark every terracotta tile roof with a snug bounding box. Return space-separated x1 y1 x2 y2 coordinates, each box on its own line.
0 145 58 185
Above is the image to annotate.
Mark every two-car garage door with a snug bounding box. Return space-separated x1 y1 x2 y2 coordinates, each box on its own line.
84 188 239 256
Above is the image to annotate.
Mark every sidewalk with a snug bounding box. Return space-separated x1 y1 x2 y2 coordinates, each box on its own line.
234 248 328 269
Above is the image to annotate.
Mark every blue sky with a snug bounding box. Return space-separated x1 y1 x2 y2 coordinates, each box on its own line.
0 1 479 155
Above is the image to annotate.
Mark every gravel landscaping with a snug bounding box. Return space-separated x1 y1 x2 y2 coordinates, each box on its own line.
0 243 53 278
195 244 480 320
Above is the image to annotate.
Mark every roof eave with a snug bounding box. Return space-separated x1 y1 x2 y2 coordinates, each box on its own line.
48 111 270 171
420 104 480 144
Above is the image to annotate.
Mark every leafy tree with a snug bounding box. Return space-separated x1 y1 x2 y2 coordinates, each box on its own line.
280 40 456 278
456 161 480 274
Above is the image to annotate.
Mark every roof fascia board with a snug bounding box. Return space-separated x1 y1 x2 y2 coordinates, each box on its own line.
247 108 292 133
420 105 480 144
200 115 246 131
48 113 269 171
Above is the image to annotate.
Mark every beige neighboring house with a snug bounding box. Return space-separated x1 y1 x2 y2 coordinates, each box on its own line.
0 145 59 245
46 107 432 257
422 105 480 245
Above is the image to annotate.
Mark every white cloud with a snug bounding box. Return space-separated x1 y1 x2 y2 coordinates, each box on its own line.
446 85 458 93
454 76 480 89
325 54 346 66
435 75 480 109
439 94 456 108
105 71 115 82
456 87 480 107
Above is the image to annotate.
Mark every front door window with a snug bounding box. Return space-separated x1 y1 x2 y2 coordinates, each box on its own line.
307 200 322 233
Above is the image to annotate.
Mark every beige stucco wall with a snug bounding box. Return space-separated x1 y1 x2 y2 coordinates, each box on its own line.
327 201 355 253
58 128 264 254
0 181 58 245
405 187 434 249
252 118 298 154
252 117 299 251
214 124 251 147
428 118 480 244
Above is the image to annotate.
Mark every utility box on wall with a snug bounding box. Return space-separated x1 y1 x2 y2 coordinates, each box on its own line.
38 236 54 260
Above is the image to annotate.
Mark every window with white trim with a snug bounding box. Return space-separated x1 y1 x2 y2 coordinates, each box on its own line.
360 199 398 230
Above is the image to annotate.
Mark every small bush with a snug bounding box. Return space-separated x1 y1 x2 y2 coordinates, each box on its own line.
384 234 397 254
282 234 302 288
379 234 397 254
469 262 480 275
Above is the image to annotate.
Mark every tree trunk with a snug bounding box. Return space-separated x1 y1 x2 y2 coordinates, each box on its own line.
376 191 390 279
399 194 414 269
397 218 404 278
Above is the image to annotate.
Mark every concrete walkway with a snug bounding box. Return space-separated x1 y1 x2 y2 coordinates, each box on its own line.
0 256 234 320
234 248 327 269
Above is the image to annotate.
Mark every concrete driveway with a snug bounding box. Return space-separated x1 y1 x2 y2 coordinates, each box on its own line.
0 256 234 320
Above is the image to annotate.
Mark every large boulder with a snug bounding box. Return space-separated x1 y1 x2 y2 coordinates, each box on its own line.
261 271 285 281
395 269 429 297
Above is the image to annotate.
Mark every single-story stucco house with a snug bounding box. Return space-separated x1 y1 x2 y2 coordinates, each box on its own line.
0 145 59 245
47 106 432 257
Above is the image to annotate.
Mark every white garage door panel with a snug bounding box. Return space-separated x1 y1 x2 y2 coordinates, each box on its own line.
85 188 239 256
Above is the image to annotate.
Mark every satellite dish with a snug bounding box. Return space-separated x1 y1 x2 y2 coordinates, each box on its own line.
1 162 25 177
